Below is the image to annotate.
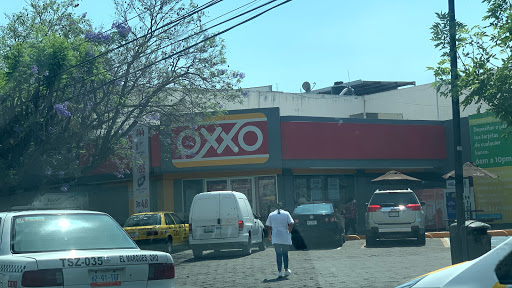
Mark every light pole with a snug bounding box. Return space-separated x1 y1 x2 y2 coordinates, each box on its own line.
448 0 468 262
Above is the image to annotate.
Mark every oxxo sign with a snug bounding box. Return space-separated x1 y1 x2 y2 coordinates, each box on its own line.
171 113 269 168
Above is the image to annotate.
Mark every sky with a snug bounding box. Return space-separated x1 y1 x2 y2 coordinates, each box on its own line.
1 0 488 93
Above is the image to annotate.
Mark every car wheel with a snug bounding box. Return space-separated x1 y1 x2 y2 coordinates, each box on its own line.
242 237 252 255
258 232 266 251
164 237 173 254
192 248 203 258
366 235 377 247
417 233 426 246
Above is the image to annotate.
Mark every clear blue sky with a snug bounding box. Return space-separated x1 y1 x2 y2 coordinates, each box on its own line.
1 0 487 93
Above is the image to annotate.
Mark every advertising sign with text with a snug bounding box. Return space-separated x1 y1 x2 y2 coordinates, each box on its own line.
469 112 512 168
170 113 269 168
469 113 512 223
132 125 150 213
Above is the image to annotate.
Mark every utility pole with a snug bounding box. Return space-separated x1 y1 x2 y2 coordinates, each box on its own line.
448 0 468 262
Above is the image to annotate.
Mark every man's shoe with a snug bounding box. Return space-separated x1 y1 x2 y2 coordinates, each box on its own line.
277 271 283 278
284 269 291 276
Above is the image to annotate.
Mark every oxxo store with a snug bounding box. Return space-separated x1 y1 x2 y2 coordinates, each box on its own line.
153 108 449 224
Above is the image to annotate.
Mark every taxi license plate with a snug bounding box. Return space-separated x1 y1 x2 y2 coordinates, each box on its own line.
204 227 214 233
89 269 122 287
307 220 317 225
389 211 399 217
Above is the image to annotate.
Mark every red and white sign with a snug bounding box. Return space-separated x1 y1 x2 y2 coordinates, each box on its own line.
171 113 269 168
131 125 150 213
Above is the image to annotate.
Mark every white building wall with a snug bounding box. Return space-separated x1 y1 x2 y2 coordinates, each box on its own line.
364 83 489 120
224 91 364 118
222 83 488 120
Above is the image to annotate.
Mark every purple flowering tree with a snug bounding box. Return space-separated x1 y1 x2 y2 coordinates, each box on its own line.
0 0 245 193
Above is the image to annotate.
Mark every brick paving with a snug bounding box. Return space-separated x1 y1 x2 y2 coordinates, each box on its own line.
171 238 452 288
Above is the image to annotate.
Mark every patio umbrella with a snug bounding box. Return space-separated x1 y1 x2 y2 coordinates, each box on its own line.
371 170 421 182
442 162 498 179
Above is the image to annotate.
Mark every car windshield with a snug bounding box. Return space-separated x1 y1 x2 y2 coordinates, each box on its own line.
12 214 137 253
370 193 418 207
293 204 333 215
123 214 161 227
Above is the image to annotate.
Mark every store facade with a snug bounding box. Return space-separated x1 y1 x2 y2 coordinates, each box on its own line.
150 108 450 226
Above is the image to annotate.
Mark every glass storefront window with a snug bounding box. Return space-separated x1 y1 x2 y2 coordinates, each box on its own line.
206 179 228 192
231 178 253 203
256 175 277 217
181 175 277 218
294 175 355 205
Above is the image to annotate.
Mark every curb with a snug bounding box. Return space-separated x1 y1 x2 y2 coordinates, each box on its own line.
345 229 512 241
488 230 510 236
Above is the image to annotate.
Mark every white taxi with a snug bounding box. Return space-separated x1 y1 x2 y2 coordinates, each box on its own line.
395 236 512 288
0 210 174 287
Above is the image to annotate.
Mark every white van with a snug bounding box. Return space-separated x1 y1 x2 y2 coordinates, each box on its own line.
188 191 266 258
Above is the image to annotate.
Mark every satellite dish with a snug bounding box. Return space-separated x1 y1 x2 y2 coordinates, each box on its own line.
302 81 311 93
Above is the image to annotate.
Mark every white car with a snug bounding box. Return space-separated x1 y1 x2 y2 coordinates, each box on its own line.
395 236 512 287
0 210 174 287
365 189 426 246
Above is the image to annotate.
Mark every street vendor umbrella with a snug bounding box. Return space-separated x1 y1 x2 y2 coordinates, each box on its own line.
442 162 498 179
371 170 421 182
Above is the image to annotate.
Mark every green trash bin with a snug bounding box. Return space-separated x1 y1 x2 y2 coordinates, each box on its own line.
450 220 491 264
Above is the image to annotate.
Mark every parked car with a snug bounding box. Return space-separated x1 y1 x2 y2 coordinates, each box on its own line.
291 202 345 249
365 189 426 246
188 191 265 258
2 210 175 287
395 236 512 287
123 211 189 254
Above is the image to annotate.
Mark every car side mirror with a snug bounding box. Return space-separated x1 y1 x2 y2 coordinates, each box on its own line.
365 202 369 206
420 201 426 206
495 251 512 284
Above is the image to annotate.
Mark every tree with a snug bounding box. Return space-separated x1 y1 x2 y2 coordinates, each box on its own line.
0 0 243 192
429 0 512 128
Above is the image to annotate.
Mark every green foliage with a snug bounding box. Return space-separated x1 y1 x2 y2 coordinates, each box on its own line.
429 1 512 127
0 0 243 192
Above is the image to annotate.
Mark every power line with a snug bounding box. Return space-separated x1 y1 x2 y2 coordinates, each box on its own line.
67 0 276 90
76 0 292 99
101 0 293 89
56 0 224 79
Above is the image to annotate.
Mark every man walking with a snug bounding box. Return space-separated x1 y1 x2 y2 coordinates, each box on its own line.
266 203 294 278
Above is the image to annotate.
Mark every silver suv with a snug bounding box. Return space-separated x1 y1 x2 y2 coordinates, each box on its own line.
365 189 425 246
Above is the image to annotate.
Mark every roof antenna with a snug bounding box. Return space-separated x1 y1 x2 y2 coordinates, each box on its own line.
340 71 354 96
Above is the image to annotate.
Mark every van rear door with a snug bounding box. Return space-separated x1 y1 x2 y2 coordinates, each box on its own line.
191 194 222 239
220 195 240 238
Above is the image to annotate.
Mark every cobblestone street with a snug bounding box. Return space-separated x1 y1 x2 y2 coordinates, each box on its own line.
172 238 452 288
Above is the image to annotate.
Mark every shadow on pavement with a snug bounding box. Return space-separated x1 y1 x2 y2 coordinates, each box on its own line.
291 240 342 251
182 249 264 263
364 239 424 248
263 276 289 283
